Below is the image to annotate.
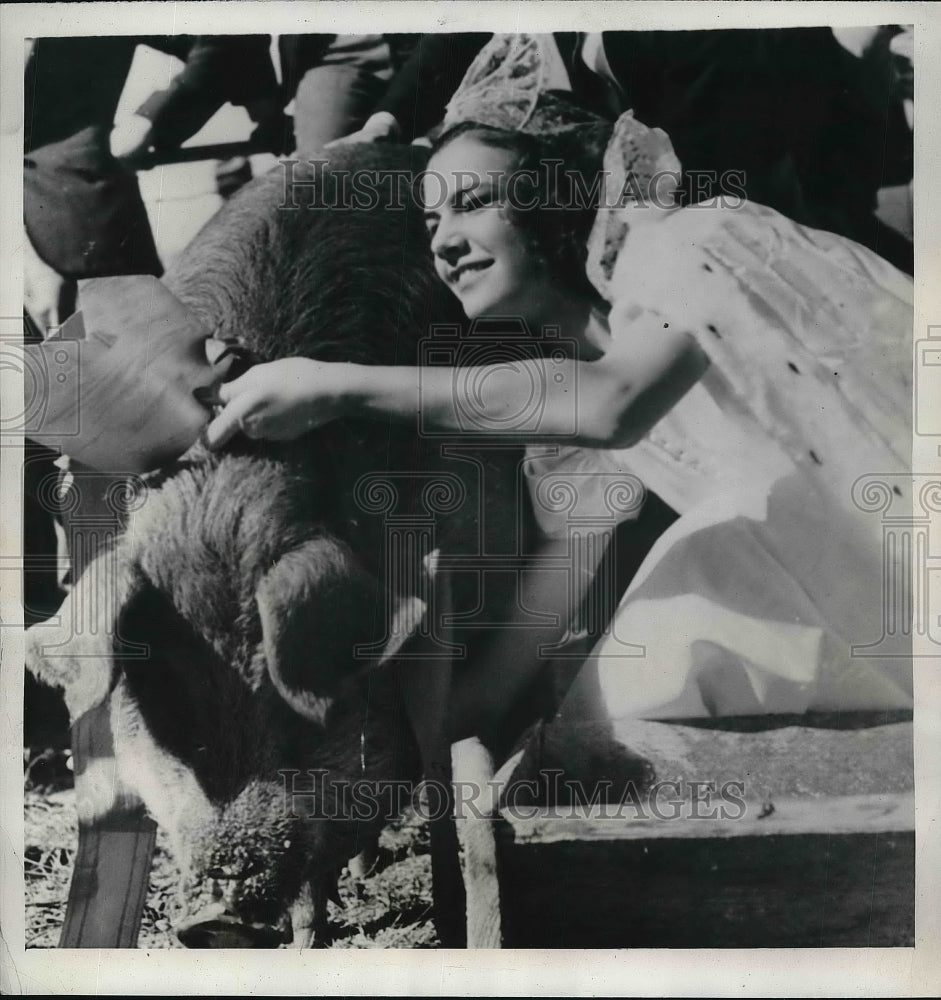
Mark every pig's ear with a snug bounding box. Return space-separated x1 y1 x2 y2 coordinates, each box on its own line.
257 536 394 725
26 546 143 721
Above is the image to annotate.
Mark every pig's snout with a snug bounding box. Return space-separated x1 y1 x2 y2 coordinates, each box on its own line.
176 902 293 948
176 857 294 948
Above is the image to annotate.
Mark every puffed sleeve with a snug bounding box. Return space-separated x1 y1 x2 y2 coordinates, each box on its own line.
587 111 913 517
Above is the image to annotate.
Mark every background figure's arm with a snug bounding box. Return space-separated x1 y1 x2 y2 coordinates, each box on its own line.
374 32 492 140
324 111 401 148
135 36 280 153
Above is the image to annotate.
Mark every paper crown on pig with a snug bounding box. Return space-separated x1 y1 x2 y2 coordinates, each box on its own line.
441 33 684 302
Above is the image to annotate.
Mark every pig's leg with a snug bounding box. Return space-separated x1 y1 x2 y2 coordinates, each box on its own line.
396 568 467 947
347 842 378 880
398 665 466 947
292 872 341 948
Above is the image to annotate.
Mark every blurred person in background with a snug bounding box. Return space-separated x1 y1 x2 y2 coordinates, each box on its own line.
24 34 286 328
22 36 285 744
331 28 914 273
278 33 403 155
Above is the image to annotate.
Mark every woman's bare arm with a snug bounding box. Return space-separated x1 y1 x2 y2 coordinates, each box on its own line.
206 307 708 450
352 309 709 448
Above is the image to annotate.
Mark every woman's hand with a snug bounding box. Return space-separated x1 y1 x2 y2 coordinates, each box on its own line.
204 358 351 450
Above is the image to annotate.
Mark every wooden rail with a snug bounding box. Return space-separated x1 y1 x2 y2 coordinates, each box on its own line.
489 715 915 948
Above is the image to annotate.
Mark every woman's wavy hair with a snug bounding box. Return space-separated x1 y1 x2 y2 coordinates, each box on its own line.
429 112 614 305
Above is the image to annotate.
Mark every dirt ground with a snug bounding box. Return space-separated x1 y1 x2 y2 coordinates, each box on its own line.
24 751 438 950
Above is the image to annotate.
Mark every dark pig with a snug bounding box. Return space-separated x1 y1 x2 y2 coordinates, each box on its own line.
28 145 527 947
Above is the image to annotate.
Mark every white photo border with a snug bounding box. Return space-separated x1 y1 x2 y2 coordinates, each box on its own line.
1 3 938 995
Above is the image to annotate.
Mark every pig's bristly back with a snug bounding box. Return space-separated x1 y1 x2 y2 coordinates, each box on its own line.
163 144 461 369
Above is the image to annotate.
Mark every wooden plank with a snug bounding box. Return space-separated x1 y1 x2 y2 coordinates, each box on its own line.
496 825 914 948
55 474 156 949
452 738 502 948
492 716 915 948
61 816 157 949
60 702 157 949
500 792 914 843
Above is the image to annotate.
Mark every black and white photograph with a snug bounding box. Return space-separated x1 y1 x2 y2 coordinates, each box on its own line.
1 1 939 995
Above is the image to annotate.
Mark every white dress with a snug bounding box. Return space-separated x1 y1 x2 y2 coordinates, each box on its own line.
524 133 914 719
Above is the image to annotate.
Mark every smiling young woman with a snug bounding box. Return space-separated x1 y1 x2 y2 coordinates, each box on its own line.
205 118 706 453
206 34 913 731
421 122 607 325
